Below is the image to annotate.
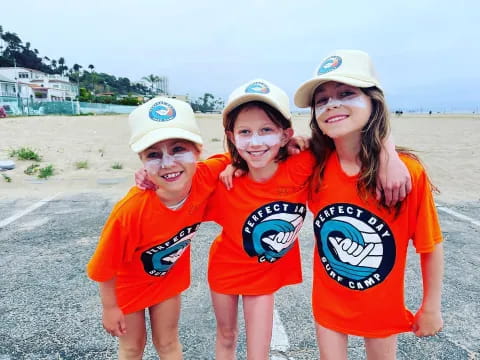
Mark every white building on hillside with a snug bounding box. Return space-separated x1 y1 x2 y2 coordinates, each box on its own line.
0 74 16 97
0 67 78 101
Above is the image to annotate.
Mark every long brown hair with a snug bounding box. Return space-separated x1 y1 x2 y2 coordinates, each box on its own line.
224 101 292 172
308 86 427 213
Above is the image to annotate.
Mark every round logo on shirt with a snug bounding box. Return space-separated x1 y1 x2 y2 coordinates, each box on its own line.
148 101 176 121
141 223 200 276
313 203 395 290
243 201 306 263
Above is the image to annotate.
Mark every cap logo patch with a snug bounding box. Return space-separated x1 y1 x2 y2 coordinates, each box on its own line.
245 82 270 94
149 101 176 122
317 56 342 75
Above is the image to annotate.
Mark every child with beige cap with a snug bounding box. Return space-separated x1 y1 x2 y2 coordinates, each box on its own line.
294 49 444 359
87 97 229 359
134 79 410 358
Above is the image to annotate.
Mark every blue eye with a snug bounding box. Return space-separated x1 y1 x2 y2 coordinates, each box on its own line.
172 146 186 153
340 90 356 98
315 97 329 106
261 127 273 133
147 151 162 159
239 129 250 135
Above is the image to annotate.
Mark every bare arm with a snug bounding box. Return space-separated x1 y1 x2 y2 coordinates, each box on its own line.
377 134 412 206
413 243 444 336
99 277 127 336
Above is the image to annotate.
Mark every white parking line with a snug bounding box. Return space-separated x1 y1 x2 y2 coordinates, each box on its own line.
271 307 294 359
436 205 480 228
0 193 61 228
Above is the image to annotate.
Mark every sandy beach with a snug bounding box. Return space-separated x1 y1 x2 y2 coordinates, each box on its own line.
1 113 479 204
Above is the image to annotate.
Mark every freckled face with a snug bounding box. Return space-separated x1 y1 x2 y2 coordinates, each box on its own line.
139 139 199 191
314 81 372 139
229 107 287 170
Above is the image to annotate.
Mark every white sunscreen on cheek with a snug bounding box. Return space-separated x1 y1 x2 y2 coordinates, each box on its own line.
144 151 196 174
234 133 282 150
315 96 367 117
172 151 196 164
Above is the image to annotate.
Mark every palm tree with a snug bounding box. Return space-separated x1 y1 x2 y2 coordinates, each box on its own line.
142 74 160 95
58 57 66 75
72 63 82 91
88 64 95 94
51 59 57 73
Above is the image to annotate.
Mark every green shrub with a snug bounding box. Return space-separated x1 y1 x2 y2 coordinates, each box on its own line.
2 173 12 182
24 164 40 175
75 161 89 169
38 165 54 179
111 162 123 169
9 147 42 161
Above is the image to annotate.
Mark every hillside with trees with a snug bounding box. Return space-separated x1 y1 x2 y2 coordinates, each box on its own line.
0 25 224 111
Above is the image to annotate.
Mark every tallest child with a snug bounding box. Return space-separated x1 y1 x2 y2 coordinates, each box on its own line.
294 49 444 359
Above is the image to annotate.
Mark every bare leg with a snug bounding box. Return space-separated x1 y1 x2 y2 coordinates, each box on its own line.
243 294 274 360
364 335 397 360
118 309 147 360
149 295 183 360
315 323 348 360
211 290 239 360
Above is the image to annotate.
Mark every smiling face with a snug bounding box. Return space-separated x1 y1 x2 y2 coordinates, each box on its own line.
139 139 199 193
313 81 372 140
228 106 291 174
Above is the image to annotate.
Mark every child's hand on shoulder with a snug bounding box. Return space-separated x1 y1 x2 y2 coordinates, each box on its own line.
135 168 157 190
412 306 443 337
219 164 245 190
287 135 310 155
102 305 127 337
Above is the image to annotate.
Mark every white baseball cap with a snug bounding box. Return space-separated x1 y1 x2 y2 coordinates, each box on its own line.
294 49 383 108
222 79 291 126
128 97 203 153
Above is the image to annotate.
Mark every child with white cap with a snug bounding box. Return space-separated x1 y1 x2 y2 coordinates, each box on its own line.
203 78 315 359
294 50 444 359
133 82 410 358
87 97 229 360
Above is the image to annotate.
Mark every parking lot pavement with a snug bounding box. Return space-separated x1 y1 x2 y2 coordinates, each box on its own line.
0 194 478 359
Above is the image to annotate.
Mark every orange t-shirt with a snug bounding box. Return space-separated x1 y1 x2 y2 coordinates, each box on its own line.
86 156 228 314
308 152 443 337
205 151 315 295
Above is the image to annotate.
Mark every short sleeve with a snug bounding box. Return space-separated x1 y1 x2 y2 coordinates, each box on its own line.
195 153 231 191
87 213 132 282
409 164 443 253
285 150 316 185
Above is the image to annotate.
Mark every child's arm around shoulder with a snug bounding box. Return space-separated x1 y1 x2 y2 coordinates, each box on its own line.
378 135 412 206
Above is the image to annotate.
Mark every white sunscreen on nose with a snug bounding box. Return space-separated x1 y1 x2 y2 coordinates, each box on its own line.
315 96 367 117
144 150 196 174
234 133 282 150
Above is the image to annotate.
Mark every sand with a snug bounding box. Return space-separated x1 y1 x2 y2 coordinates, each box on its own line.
0 113 479 204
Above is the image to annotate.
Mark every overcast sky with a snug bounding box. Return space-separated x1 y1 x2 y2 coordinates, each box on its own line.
1 0 478 111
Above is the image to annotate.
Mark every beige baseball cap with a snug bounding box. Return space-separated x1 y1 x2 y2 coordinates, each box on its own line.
294 49 383 108
128 97 203 153
222 78 291 126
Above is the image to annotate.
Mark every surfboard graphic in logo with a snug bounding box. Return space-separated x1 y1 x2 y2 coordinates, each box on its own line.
313 203 395 290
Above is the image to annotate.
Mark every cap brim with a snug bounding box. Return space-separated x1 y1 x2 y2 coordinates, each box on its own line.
130 128 203 153
222 94 291 126
294 76 381 108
